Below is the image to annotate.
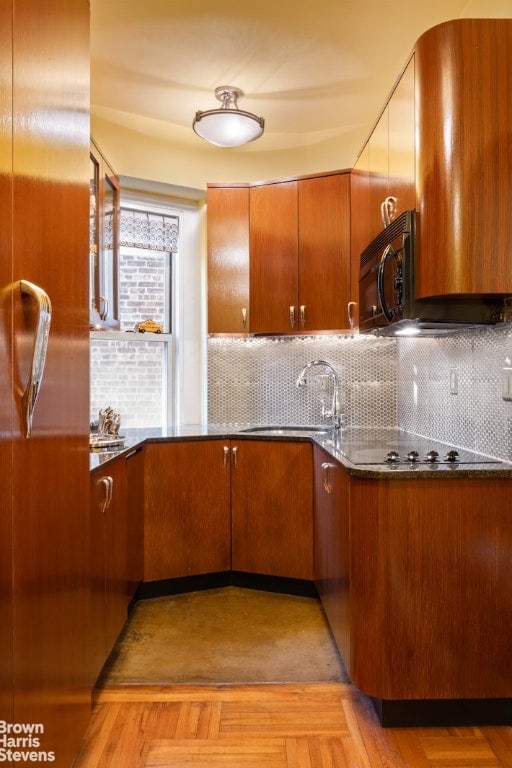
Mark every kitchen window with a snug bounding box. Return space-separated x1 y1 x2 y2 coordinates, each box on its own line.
90 200 180 429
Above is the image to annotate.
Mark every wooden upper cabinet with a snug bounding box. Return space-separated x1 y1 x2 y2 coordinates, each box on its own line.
249 180 299 333
247 173 354 334
415 19 512 298
367 106 389 240
387 55 415 220
298 173 352 331
207 184 250 333
355 54 416 251
207 172 353 335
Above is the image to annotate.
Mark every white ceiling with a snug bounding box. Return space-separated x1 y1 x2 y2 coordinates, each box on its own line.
90 0 511 176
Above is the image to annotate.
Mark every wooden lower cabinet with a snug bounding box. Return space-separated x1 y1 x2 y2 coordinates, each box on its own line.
90 449 144 672
349 474 512 703
313 449 512 718
143 439 314 583
313 445 351 669
231 440 314 580
144 440 231 581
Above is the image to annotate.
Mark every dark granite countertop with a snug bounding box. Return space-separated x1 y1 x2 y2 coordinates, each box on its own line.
89 424 512 479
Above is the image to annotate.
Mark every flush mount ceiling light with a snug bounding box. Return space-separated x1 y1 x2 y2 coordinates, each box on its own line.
192 86 265 148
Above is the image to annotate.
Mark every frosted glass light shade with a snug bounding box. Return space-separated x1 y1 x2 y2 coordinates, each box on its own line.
192 87 264 148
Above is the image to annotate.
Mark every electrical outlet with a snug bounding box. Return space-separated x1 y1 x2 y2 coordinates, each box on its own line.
449 368 458 395
503 357 512 401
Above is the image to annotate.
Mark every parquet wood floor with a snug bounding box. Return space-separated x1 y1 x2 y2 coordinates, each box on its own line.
74 684 512 768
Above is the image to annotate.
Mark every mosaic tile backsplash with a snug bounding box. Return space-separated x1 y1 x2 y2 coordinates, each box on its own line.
207 334 397 429
207 321 512 463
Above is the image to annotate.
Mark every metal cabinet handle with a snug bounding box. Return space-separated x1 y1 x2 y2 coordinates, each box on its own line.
98 476 113 515
347 301 357 330
241 307 247 328
19 280 52 438
380 195 397 228
231 445 238 468
300 305 306 328
289 305 296 328
223 445 230 468
321 462 336 494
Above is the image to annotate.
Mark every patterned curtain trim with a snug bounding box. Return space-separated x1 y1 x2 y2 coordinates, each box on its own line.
119 208 179 252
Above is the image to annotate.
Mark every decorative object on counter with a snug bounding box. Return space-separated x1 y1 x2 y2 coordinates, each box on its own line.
134 318 163 333
296 360 344 430
90 406 125 449
192 86 264 147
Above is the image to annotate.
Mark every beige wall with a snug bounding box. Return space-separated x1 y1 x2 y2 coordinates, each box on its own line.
91 112 361 194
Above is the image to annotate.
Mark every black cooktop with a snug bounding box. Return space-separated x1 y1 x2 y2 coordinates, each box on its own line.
338 431 501 466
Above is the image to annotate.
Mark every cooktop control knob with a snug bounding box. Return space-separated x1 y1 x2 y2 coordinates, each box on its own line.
424 450 439 463
386 450 400 463
406 450 419 462
445 450 459 462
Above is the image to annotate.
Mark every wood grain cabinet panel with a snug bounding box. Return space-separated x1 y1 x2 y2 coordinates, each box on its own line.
351 55 415 260
144 441 231 581
349 475 512 701
231 440 314 580
208 173 353 335
313 445 351 670
0 0 13 725
6 1 92 764
249 181 299 334
298 173 352 331
207 185 250 333
354 20 512 302
144 439 314 583
90 456 126 667
415 19 512 298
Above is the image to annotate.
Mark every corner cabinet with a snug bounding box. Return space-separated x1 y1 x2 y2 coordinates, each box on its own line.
143 439 314 583
207 171 353 334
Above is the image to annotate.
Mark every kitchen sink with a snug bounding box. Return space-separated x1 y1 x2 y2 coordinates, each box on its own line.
240 426 330 436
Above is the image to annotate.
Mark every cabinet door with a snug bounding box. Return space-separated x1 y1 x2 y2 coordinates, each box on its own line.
313 446 351 671
367 107 389 240
350 144 370 329
144 441 231 581
104 458 129 651
90 453 141 669
249 181 298 333
126 447 145 599
11 0 91 763
415 19 512 298
298 173 351 331
0 0 13 724
387 55 416 219
231 440 314 580
90 469 110 673
207 185 250 333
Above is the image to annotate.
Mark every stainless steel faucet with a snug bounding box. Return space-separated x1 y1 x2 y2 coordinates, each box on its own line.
296 360 343 430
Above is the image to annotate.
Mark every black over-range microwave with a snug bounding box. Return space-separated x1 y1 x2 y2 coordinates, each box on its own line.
358 210 504 336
